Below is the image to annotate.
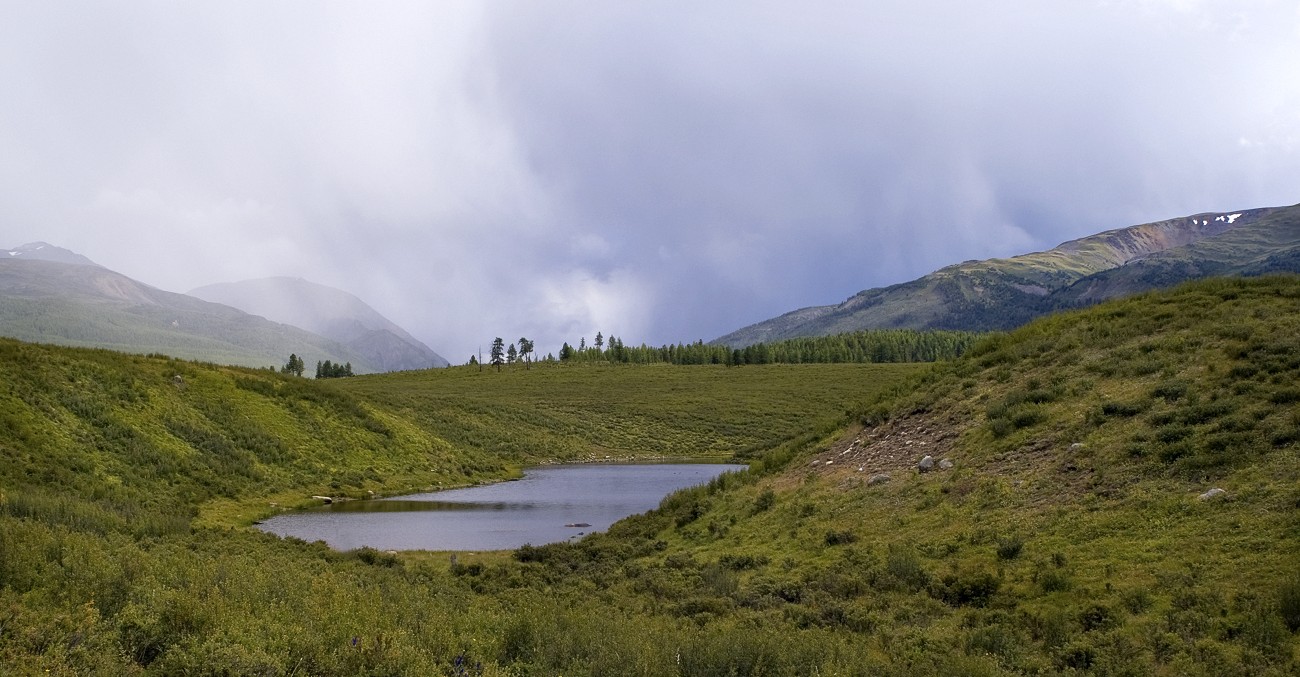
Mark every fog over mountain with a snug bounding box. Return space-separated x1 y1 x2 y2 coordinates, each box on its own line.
189 277 449 370
2 2 1298 359
3 242 100 268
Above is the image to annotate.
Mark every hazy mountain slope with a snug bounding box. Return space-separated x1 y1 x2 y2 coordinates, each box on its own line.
2 241 100 267
716 203 1300 346
0 258 381 371
189 277 448 370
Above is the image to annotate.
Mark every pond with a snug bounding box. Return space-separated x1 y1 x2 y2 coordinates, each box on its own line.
256 462 745 551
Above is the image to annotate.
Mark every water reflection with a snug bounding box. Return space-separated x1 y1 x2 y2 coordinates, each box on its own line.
258 462 743 551
324 500 537 513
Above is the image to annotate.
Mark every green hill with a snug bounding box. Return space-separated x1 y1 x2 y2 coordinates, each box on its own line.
1 277 1298 674
717 203 1300 346
0 258 389 372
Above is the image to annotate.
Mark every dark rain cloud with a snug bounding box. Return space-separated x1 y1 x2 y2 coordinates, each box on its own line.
1 1 1297 360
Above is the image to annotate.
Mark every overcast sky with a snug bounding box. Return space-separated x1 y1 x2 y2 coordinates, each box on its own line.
2 1 1298 361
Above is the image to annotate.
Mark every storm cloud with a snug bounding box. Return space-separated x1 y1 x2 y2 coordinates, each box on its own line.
2 1 1297 361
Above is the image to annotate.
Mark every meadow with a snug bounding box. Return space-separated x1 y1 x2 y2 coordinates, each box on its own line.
1 277 1299 674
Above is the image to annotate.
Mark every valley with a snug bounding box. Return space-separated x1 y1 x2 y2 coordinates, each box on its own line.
1 276 1297 674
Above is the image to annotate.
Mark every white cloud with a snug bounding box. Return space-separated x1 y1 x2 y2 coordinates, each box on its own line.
2 1 1299 359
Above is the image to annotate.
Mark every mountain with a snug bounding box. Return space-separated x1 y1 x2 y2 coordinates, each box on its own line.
3 241 101 267
188 277 448 371
0 254 388 372
715 203 1300 346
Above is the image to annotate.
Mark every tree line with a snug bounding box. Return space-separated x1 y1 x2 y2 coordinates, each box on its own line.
278 353 354 378
472 329 982 368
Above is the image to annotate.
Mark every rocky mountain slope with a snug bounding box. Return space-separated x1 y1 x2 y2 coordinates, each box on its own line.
189 277 448 370
716 203 1300 346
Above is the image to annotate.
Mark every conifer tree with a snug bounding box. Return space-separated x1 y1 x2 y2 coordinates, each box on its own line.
490 337 505 372
518 337 534 368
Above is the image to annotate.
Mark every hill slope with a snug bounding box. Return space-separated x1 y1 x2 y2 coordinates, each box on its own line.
717 203 1300 346
189 277 448 370
0 257 386 372
544 274 1300 674
0 277 1296 674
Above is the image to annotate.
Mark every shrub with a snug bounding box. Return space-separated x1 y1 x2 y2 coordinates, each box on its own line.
1078 604 1116 632
353 547 400 568
718 553 768 571
1120 587 1153 614
995 534 1024 561
989 417 1014 439
885 545 930 592
1152 381 1190 403
1037 567 1072 593
1280 578 1300 633
932 569 1000 607
824 530 858 546
1100 400 1146 418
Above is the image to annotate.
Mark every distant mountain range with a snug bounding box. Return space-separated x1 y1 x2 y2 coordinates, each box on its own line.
715 203 1300 347
189 277 448 371
0 244 447 372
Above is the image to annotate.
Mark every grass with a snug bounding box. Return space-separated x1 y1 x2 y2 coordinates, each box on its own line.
336 361 920 463
1 276 1299 674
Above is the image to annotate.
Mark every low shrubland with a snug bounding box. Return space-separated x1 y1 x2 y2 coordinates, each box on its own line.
2 277 1299 674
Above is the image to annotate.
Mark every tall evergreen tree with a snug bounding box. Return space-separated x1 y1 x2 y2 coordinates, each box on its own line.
490 337 505 372
518 337 534 368
281 353 305 376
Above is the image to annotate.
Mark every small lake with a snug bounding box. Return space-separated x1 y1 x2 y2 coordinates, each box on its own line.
257 462 745 551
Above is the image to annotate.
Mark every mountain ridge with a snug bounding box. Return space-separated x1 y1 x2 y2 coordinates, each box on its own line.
188 276 449 370
715 203 1299 346
0 256 405 373
3 241 101 267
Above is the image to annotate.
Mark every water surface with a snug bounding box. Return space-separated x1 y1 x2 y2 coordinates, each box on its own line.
258 462 743 551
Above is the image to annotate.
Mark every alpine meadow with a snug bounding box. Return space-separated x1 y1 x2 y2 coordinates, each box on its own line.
1 276 1298 674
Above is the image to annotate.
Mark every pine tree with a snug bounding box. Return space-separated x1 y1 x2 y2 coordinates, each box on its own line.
490 337 505 372
518 337 534 368
282 353 305 376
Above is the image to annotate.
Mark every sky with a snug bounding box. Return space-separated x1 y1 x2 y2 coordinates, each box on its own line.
2 1 1298 362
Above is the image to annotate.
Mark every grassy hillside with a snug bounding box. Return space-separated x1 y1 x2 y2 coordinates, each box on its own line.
718 203 1300 346
0 342 911 673
337 362 920 463
2 277 1298 674
527 275 1299 675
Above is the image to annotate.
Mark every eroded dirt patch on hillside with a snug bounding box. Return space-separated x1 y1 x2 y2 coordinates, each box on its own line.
803 411 973 486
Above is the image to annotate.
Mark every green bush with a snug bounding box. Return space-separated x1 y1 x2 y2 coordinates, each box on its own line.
995 534 1024 561
1280 578 1300 633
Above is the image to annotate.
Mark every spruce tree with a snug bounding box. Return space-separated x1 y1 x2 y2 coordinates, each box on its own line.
490 337 505 372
